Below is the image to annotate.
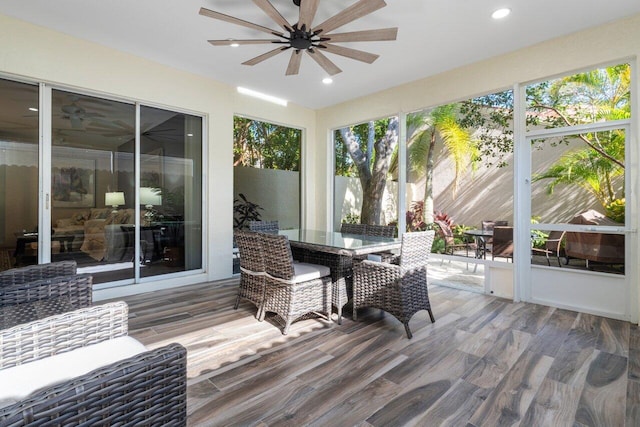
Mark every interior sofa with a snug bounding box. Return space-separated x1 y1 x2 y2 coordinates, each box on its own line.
53 207 139 261
0 301 187 426
565 209 625 264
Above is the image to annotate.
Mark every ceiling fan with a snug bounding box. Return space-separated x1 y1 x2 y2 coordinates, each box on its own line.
199 0 398 76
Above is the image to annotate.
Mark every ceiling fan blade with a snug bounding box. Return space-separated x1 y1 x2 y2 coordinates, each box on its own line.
286 50 303 76
252 0 292 32
306 49 342 76
312 0 386 35
199 7 284 37
325 28 398 43
208 39 281 46
242 46 290 66
298 0 320 31
320 44 379 64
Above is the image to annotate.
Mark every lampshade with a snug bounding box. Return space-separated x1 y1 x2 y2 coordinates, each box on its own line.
105 192 125 207
140 187 162 206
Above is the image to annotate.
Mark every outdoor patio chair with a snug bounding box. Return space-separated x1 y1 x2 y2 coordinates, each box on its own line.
0 302 187 426
491 226 513 261
481 220 508 253
249 220 279 233
435 220 476 259
340 223 367 235
233 230 266 318
258 233 332 335
366 224 396 238
353 230 435 339
531 230 566 267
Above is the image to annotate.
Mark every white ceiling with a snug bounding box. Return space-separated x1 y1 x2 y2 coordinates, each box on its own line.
1 1 640 110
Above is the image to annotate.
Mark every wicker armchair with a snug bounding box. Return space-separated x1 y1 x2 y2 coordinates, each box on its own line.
353 230 435 339
0 260 77 286
0 302 187 426
258 233 332 335
233 230 266 318
249 220 279 233
0 261 92 327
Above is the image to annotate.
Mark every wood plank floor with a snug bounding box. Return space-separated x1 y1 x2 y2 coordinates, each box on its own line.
113 279 638 426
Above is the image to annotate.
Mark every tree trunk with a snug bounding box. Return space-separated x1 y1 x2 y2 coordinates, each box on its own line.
341 117 398 225
423 131 437 224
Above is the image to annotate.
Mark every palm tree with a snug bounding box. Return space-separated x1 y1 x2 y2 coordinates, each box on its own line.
395 104 478 224
532 129 625 209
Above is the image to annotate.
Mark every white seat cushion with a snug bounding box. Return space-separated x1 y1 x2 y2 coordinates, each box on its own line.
0 336 147 406
290 262 331 283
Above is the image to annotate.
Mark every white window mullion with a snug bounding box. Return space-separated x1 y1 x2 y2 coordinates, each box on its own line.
397 112 407 237
38 84 52 264
513 83 530 303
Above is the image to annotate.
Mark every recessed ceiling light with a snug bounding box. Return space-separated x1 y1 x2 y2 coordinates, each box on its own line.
492 8 511 19
322 77 333 85
237 86 288 107
187 133 193 137
28 107 38 112
230 43 240 48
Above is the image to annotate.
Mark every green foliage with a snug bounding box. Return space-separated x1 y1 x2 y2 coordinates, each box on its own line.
431 237 445 254
343 213 361 224
234 116 301 171
233 193 262 230
530 216 548 249
605 198 625 223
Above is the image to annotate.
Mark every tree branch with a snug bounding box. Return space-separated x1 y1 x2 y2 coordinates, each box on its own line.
531 104 625 169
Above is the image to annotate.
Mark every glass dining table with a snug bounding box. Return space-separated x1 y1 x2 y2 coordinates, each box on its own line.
278 229 401 323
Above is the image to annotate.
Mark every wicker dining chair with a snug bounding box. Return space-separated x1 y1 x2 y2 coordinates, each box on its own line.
365 224 396 238
249 220 279 233
233 230 266 318
258 233 332 335
340 223 367 235
353 230 436 339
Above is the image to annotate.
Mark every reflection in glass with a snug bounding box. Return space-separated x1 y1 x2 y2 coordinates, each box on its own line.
140 106 203 278
0 79 39 269
51 89 135 283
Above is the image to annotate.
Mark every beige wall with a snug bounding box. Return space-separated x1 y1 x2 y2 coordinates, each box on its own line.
234 166 300 230
0 13 315 283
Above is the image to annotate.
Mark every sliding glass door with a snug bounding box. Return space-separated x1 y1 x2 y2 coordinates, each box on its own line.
0 77 204 285
51 89 136 282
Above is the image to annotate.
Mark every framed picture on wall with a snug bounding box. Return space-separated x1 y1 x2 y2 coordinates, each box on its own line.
52 157 96 208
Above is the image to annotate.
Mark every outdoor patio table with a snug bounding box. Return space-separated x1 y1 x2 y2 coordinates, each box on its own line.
464 229 493 259
279 229 401 324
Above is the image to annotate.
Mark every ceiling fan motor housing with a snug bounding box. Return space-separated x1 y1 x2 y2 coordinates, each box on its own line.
290 28 314 50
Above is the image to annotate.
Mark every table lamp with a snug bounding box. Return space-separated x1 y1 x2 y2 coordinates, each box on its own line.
140 187 162 225
105 192 125 214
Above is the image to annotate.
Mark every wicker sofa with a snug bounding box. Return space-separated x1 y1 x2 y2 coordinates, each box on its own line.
0 301 187 426
0 261 94 328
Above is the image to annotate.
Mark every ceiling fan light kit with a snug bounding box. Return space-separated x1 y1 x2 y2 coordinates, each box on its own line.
200 0 398 76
